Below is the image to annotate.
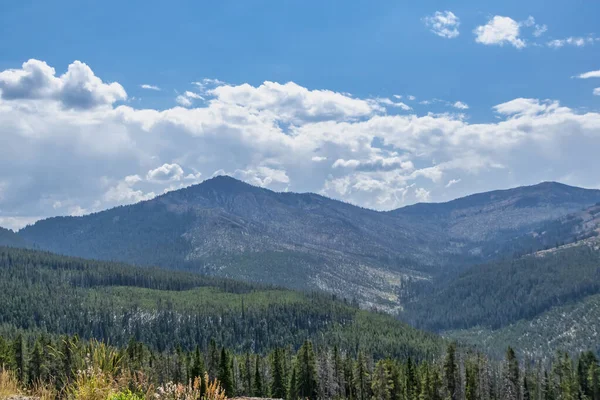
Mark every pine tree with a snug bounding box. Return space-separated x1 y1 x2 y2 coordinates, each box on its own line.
503 347 520 400
13 334 27 384
244 353 253 396
406 357 418 400
542 370 555 400
253 354 264 397
272 348 287 399
465 356 479 400
218 347 234 397
371 360 393 400
333 346 346 399
191 346 206 397
444 343 458 400
29 338 44 386
288 363 299 400
297 340 318 400
354 350 371 400
208 338 219 379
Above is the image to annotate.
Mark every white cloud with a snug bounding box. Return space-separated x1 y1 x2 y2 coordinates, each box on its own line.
175 91 204 107
548 37 598 48
407 95 416 101
3 59 600 225
184 91 203 100
374 97 412 111
423 11 460 39
577 70 600 79
140 84 161 91
175 95 192 107
415 188 431 202
209 81 379 123
453 101 469 110
474 16 526 49
146 163 185 182
594 88 600 96
0 59 126 108
445 178 461 188
533 24 548 37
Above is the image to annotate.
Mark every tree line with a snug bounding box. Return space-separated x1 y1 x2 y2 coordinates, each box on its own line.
1 333 599 400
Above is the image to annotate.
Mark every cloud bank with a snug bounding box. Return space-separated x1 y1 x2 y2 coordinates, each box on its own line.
1 59 600 229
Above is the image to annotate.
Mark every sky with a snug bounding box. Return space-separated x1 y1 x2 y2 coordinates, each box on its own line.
0 0 600 230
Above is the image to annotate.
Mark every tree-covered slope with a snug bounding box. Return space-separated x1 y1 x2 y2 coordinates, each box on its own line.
0 227 29 248
447 292 600 358
0 246 443 360
16 177 600 311
405 239 600 332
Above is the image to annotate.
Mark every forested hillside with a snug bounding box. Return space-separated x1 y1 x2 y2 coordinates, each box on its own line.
403 237 600 357
406 242 600 331
0 246 442 361
0 227 28 248
16 178 600 311
448 292 600 358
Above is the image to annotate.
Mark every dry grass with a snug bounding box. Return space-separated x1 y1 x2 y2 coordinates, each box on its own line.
0 368 21 399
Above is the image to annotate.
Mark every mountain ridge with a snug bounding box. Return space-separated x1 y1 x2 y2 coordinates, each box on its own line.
15 177 600 311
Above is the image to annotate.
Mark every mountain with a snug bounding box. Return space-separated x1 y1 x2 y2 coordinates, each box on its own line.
0 246 443 359
393 181 600 243
0 226 29 248
17 177 600 311
405 235 600 356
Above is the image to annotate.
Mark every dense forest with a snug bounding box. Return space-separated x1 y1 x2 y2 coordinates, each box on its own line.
0 246 442 361
1 333 599 400
405 244 600 332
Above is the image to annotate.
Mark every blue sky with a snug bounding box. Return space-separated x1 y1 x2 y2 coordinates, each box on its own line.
0 0 600 229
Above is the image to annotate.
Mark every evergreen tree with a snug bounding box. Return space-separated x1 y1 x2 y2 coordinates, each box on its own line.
371 360 393 400
272 348 287 399
503 347 520 400
288 363 299 400
465 356 479 400
543 370 555 400
29 338 44 386
444 343 458 400
13 334 27 384
254 354 264 397
208 338 220 379
191 345 207 397
218 347 234 397
244 352 253 395
354 350 371 400
406 357 418 400
297 340 318 400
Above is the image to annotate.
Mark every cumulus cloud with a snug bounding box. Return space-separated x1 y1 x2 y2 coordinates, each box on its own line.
415 188 431 202
209 81 379 123
175 91 204 107
594 88 600 96
2 59 600 227
577 70 600 79
453 101 469 110
474 16 526 49
333 157 414 172
146 163 185 182
423 11 460 39
0 59 126 108
140 84 161 91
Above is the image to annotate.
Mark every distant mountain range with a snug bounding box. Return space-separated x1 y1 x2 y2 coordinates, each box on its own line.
10 177 600 313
